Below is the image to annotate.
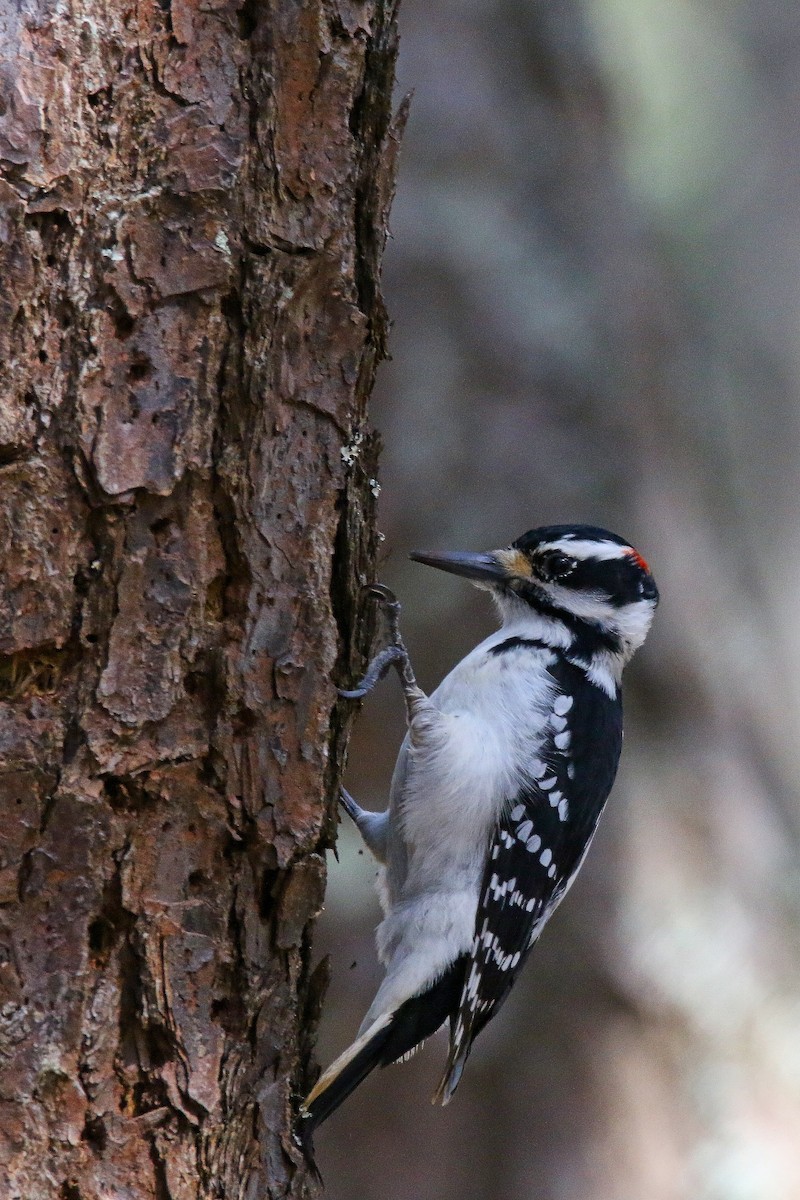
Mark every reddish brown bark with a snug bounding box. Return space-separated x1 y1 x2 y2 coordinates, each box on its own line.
0 0 402 1195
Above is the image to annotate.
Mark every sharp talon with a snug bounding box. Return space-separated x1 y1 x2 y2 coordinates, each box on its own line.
340 787 359 820
365 583 398 605
337 645 407 701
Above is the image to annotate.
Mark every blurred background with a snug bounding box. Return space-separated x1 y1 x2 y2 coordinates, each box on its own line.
313 1 800 1196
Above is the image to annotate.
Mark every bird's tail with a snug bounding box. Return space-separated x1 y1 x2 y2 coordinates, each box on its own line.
300 1013 394 1158
299 958 467 1160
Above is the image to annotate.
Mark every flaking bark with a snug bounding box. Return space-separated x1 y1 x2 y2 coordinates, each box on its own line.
0 1 403 1195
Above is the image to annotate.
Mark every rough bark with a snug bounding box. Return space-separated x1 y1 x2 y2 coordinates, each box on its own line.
0 1 402 1196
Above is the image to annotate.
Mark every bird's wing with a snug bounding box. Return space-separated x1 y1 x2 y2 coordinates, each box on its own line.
434 665 622 1104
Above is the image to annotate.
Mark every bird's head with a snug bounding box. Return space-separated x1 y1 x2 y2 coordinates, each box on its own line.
411 524 658 662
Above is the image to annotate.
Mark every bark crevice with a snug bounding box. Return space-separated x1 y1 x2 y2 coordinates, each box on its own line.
0 1 404 1194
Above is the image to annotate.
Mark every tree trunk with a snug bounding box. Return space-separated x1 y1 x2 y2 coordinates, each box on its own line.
0 1 401 1195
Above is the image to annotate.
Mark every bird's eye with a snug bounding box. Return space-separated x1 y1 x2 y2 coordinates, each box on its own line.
536 550 577 583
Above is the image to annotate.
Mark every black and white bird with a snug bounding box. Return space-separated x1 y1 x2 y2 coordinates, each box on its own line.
301 524 658 1146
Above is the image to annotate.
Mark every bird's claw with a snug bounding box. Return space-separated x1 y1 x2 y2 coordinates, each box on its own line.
362 581 403 647
337 644 408 701
338 583 411 699
339 787 359 820
364 582 398 606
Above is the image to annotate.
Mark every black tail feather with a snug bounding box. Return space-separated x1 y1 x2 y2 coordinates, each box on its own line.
300 956 467 1160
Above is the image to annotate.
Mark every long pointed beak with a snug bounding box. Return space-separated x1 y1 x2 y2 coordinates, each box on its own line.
409 549 506 583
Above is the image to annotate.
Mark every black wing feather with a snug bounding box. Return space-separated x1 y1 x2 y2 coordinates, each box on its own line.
436 655 622 1103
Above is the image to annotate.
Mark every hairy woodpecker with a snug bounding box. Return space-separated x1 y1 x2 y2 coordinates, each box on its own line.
301 524 658 1147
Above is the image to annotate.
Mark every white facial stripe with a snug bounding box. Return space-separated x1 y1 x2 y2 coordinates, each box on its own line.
539 583 620 622
540 538 631 562
541 585 656 655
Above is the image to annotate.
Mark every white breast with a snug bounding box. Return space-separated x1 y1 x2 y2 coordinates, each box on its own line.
365 630 559 1023
394 631 557 896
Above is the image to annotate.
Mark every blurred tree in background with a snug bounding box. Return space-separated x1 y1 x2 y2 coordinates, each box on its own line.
313 2 800 1198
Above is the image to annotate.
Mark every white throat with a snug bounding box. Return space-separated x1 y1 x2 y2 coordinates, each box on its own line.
491 592 573 648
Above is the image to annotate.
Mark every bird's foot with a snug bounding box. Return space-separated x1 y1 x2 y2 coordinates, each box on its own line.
337 644 409 700
363 583 403 646
339 786 361 820
338 583 417 701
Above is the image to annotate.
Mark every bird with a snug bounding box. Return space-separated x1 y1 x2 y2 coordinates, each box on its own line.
300 523 658 1151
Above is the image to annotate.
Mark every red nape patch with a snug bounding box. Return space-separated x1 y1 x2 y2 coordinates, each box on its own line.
625 548 651 574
